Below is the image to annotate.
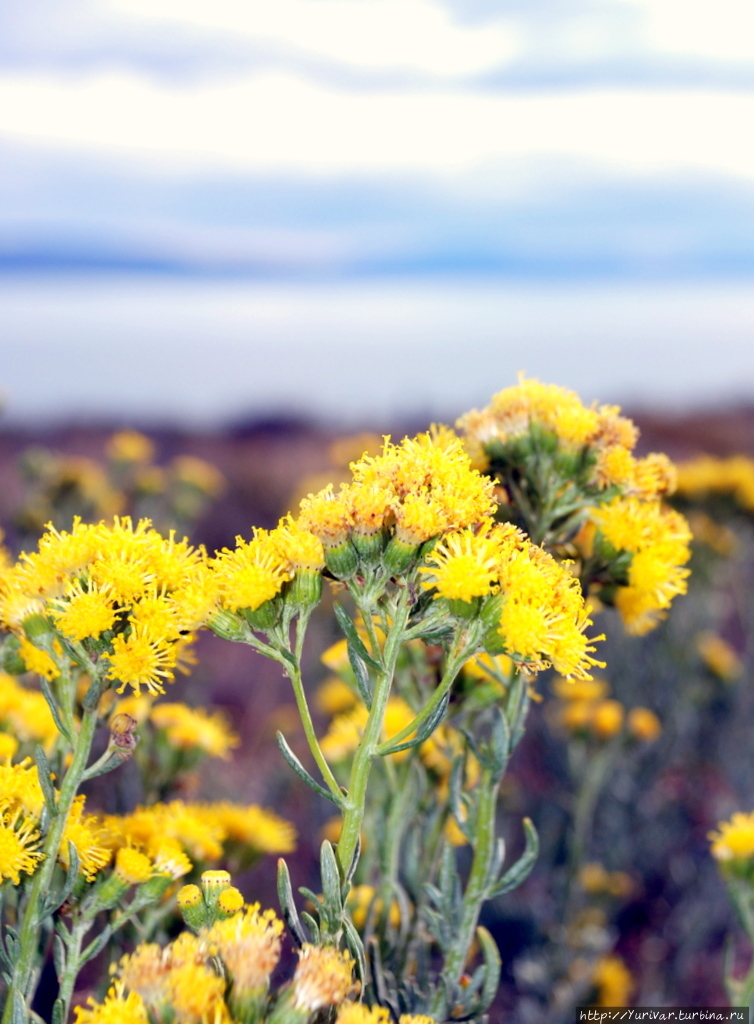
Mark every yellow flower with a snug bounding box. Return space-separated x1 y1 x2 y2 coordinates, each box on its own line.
0 807 43 884
171 455 226 497
0 732 19 761
107 430 156 464
347 885 401 930
337 1006 392 1024
150 703 239 759
592 954 633 1007
0 757 45 818
106 626 178 696
213 530 291 612
203 902 283 995
60 796 112 881
627 707 662 742
696 631 743 681
591 700 624 739
73 983 149 1024
113 847 153 885
292 944 358 1012
710 811 754 862
206 802 297 855
18 635 60 682
420 528 502 602
50 579 122 641
316 677 359 716
552 676 609 703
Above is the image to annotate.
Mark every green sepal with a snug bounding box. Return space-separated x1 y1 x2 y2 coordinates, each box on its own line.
324 540 359 580
333 603 382 672
277 858 309 947
488 817 539 899
244 600 278 631
51 1001 65 1024
276 731 343 807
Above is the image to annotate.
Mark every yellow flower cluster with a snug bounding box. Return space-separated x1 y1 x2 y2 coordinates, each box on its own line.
337 1006 438 1024
299 431 496 562
550 676 661 742
0 758 45 885
422 523 603 679
0 517 217 695
203 902 284 996
0 671 58 752
102 799 296 866
116 932 227 1024
458 376 674 499
148 701 239 759
590 498 692 635
675 454 754 512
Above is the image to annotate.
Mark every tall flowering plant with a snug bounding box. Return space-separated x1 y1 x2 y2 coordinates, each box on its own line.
0 380 690 1023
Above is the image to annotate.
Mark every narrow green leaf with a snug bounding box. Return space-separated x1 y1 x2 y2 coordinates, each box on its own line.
11 988 27 1024
299 912 320 944
39 679 73 746
276 732 342 806
477 925 503 1012
81 677 103 710
343 915 368 987
276 859 308 947
489 817 539 899
343 834 361 889
34 746 58 818
333 603 382 672
378 691 450 757
51 999 65 1024
52 934 67 979
319 840 343 934
347 646 372 711
80 926 112 966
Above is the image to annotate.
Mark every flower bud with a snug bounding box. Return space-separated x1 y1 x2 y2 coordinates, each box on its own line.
177 883 207 930
287 569 323 610
208 610 249 642
324 540 359 580
383 536 418 576
244 600 279 631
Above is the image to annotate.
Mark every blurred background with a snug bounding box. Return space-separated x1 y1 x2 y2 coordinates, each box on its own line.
1 0 754 427
3 4 754 1015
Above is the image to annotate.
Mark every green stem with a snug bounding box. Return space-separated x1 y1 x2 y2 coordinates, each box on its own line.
284 643 344 807
336 591 411 876
54 917 88 1023
561 739 618 925
431 766 499 1017
3 701 100 1023
374 636 471 757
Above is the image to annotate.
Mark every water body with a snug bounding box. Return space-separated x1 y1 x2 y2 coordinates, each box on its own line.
1 276 753 428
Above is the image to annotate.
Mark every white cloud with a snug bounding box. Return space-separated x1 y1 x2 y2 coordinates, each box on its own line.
1 69 754 183
629 0 754 62
106 0 520 77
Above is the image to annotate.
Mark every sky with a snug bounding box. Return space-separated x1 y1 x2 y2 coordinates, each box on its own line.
1 0 754 425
